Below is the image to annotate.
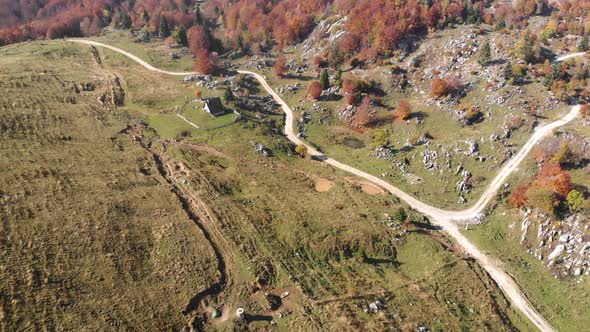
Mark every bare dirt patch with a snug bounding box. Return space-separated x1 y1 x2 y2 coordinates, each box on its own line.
360 182 385 195
314 178 335 192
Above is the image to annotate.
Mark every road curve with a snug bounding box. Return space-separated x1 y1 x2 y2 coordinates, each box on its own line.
66 39 584 331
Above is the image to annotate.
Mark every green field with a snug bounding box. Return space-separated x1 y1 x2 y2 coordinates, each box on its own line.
0 38 540 331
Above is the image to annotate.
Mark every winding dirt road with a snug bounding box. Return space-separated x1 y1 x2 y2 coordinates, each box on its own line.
67 38 584 331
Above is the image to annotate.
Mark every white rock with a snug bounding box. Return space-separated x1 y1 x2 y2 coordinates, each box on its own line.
548 244 565 261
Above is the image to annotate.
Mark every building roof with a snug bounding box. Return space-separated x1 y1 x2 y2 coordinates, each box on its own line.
204 97 226 116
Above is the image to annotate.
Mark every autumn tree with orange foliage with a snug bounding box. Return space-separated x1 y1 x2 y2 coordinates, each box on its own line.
396 100 412 120
274 55 287 77
509 183 531 208
309 81 322 99
355 96 374 127
342 76 360 105
533 163 573 198
188 25 210 56
431 78 450 98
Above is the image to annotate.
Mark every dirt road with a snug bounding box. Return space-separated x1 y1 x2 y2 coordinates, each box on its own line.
67 38 584 331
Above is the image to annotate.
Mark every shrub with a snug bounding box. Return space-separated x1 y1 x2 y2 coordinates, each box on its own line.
295 144 308 158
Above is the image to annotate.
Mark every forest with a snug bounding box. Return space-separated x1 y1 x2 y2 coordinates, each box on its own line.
1 0 589 60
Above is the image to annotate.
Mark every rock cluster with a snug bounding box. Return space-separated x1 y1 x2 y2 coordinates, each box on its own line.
520 211 589 279
278 83 301 94
252 142 272 157
371 147 395 160
421 150 439 170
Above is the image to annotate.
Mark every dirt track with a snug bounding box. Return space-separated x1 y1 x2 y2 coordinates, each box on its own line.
66 38 584 332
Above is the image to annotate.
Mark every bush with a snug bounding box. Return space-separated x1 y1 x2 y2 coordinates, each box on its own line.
295 144 308 158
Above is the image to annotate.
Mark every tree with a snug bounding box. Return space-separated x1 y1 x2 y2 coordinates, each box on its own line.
393 207 407 223
479 41 491 66
159 16 170 37
274 55 287 77
509 183 531 208
194 5 203 26
526 187 559 216
120 12 132 29
223 86 233 102
503 62 513 82
578 35 589 52
188 25 210 55
194 48 216 74
355 96 374 127
309 81 322 99
550 142 571 165
431 78 450 98
566 190 584 212
396 100 412 120
295 144 308 158
372 129 389 148
172 25 188 46
534 163 573 198
319 69 329 90
328 45 344 70
516 30 539 64
334 70 342 87
141 9 150 26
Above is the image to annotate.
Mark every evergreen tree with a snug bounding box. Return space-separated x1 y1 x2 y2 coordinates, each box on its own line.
194 5 203 25
479 41 491 66
172 25 188 46
141 9 150 25
223 86 233 101
328 46 344 70
503 62 513 82
334 69 342 87
579 35 589 52
159 15 170 37
319 69 330 90
120 12 132 29
516 30 538 64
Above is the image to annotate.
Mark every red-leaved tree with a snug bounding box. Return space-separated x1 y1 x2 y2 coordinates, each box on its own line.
195 48 217 75
309 81 322 99
274 55 287 77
